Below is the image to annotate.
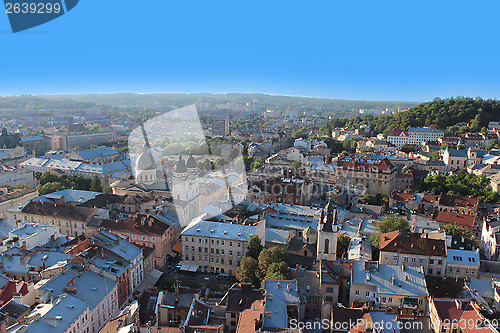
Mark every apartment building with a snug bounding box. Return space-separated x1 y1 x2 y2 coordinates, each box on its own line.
51 131 116 150
38 265 119 333
429 298 497 333
99 212 180 267
180 220 257 275
8 201 98 237
350 261 429 316
445 249 480 279
379 231 447 277
335 158 396 196
386 127 443 148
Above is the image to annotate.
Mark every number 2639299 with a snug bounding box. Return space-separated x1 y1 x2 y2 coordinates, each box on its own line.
5 2 62 14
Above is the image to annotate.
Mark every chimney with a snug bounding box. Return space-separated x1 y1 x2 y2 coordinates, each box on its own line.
402 264 405 271
391 275 395 285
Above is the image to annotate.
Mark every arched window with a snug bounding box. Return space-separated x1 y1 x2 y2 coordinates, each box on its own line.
324 239 329 254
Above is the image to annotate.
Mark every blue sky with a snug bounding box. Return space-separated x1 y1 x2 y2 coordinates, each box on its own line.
0 0 499 101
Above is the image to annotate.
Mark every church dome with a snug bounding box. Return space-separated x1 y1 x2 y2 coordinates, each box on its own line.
135 150 156 170
186 155 197 169
175 155 187 173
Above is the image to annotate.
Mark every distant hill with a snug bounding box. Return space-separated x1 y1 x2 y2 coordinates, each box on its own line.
0 96 94 110
46 93 419 118
320 97 500 136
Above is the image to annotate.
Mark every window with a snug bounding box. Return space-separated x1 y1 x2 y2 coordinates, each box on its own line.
230 242 233 247
365 291 370 297
324 239 330 254
221 259 224 264
437 270 441 275
393 255 398 261
238 242 241 248
326 287 334 293
229 259 232 265
191 238 194 242
152 237 156 242
216 240 219 245
411 257 416 263
355 290 359 296
221 250 225 255
404 257 408 262
221 241 224 245
429 268 433 274
438 260 443 265
229 251 233 256
419 258 424 264
211 239 214 244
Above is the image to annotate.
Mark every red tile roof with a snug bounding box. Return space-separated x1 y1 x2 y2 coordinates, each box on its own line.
100 214 171 236
432 299 494 333
379 231 447 257
438 194 479 209
337 158 394 172
22 201 95 221
387 127 408 137
0 280 30 306
434 211 476 228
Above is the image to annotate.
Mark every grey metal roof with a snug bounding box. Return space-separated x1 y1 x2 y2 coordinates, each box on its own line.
263 280 300 329
181 220 257 241
446 249 479 266
352 261 428 297
41 265 117 309
24 294 88 333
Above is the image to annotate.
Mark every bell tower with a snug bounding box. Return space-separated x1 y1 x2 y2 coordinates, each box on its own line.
317 199 338 261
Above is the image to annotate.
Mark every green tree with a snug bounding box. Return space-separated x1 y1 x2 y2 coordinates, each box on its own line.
289 160 302 170
442 224 473 239
246 235 264 260
337 233 351 259
37 182 63 195
90 176 102 192
263 262 290 284
370 215 411 247
257 247 289 280
431 150 442 160
401 144 415 153
359 193 389 208
236 257 260 287
253 158 265 170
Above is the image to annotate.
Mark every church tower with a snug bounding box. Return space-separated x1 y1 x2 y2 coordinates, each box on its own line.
316 199 338 261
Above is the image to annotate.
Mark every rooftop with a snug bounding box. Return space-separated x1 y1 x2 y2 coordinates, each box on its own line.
352 261 428 297
41 264 118 309
181 220 257 241
262 280 300 329
379 231 447 257
446 249 480 266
